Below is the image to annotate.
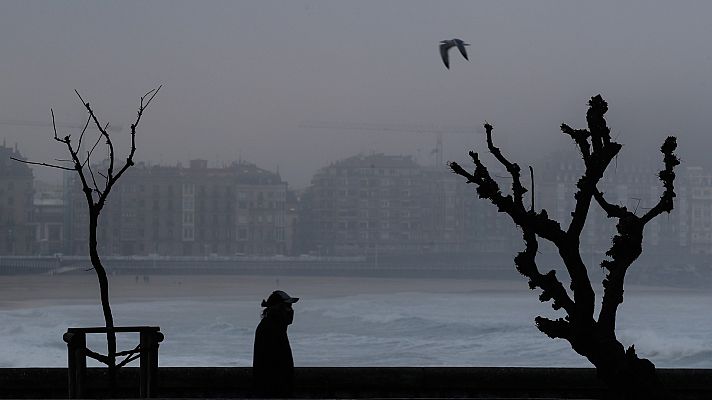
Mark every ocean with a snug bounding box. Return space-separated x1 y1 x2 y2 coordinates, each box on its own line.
1 277 711 368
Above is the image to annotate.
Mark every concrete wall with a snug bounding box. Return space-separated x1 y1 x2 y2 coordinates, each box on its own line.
1 367 711 399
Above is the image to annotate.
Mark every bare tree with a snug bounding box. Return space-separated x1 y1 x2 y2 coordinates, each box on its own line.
449 95 679 399
13 86 161 374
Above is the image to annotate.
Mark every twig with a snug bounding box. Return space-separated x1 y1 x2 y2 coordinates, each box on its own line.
529 166 535 211
77 115 91 151
631 197 641 215
10 157 75 171
51 109 60 141
76 89 115 181
87 157 102 197
83 135 103 168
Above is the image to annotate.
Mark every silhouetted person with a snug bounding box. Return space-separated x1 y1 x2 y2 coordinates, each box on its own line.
253 290 299 397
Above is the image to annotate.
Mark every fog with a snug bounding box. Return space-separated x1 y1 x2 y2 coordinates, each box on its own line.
3 1 712 370
2 1 712 187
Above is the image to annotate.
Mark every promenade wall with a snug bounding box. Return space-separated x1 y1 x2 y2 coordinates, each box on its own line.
1 367 711 399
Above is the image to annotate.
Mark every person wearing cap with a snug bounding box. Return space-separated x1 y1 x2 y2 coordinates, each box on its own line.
252 290 299 397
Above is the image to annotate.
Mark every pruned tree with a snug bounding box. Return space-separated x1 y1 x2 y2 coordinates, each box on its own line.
13 86 161 375
449 95 679 399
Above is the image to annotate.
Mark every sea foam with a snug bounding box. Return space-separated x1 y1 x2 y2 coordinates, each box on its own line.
1 289 711 368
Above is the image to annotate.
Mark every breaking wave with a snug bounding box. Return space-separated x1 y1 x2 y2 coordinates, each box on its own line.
1 289 711 368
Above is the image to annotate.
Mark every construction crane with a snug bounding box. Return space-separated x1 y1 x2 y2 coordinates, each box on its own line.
298 120 478 166
0 118 123 132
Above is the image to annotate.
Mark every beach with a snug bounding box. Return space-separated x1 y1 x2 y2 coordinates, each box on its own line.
0 273 535 310
1 272 711 368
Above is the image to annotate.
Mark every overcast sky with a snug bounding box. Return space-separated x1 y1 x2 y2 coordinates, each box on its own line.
2 1 711 188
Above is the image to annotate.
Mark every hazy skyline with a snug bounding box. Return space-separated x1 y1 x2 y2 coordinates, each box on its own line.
2 1 712 188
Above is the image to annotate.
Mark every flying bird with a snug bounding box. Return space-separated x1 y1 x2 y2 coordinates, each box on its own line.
439 38 470 69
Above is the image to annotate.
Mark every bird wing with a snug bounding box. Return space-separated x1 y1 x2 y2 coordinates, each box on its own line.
439 42 452 69
454 39 469 60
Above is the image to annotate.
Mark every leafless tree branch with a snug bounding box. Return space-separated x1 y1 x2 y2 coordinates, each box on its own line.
529 166 534 211
76 89 116 183
10 157 75 171
451 95 679 396
77 114 91 151
594 136 679 335
109 85 162 196
514 228 575 315
566 96 622 238
561 123 591 163
87 157 102 197
593 190 628 219
483 123 528 211
535 316 572 340
641 137 679 225
14 86 161 378
83 135 104 168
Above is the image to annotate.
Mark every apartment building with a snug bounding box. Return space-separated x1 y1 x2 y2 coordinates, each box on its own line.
536 152 688 257
0 143 34 255
298 153 518 257
64 159 289 256
32 181 64 255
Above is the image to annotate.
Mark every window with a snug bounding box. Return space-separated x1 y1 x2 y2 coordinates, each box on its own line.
182 226 194 241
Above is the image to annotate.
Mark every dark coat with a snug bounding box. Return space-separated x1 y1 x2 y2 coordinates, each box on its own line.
253 311 294 397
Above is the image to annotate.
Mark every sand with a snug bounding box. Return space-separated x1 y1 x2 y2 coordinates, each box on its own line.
0 271 696 311
0 273 531 310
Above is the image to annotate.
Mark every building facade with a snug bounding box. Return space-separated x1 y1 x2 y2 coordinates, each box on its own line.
686 166 712 255
0 144 35 255
64 159 290 256
536 152 689 259
32 182 64 255
298 153 518 258
6 149 712 264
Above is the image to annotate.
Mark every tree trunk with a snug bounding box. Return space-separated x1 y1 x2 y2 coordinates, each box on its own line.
583 333 667 400
88 211 117 375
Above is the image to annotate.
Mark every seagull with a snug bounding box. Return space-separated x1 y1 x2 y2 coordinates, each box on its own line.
439 38 470 69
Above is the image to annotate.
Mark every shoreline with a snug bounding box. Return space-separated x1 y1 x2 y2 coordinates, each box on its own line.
0 274 527 310
0 273 702 311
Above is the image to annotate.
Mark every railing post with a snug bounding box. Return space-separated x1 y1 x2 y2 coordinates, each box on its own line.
64 330 86 399
65 326 162 398
139 329 164 397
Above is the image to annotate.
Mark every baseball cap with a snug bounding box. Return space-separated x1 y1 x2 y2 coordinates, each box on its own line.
261 290 299 307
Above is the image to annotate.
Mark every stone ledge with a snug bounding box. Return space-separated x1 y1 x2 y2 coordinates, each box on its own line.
1 367 710 399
